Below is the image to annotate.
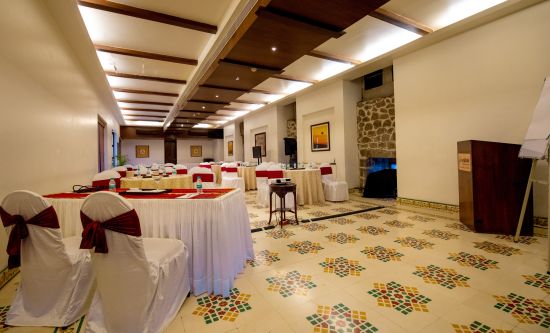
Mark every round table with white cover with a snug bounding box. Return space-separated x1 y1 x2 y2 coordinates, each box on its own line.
121 175 193 189
47 189 253 297
283 169 325 205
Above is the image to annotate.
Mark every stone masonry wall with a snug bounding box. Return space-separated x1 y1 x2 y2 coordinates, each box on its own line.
357 96 395 188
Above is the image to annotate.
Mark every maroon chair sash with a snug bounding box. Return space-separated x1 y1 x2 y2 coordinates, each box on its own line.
92 178 121 188
320 167 333 175
117 170 127 178
225 167 238 173
176 169 188 175
0 206 60 269
80 209 142 253
221 167 227 172
255 170 269 178
193 173 214 182
199 164 212 169
267 170 284 179
126 167 133 171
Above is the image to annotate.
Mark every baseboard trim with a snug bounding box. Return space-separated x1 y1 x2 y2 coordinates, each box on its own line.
397 197 459 213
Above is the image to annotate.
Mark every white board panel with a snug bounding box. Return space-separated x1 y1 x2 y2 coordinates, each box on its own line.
519 76 550 159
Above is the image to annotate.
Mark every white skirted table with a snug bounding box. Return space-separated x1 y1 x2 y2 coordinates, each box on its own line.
45 188 254 297
283 169 325 205
238 166 257 190
121 175 193 189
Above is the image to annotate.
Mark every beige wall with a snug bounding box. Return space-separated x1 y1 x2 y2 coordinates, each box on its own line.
243 106 278 162
121 139 164 166
177 139 222 163
394 1 550 206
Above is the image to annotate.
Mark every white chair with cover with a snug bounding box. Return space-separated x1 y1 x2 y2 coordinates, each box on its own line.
0 190 94 327
164 163 175 168
255 163 270 206
112 166 127 178
164 166 174 175
220 163 245 194
198 162 212 170
80 192 190 333
174 164 188 175
320 163 349 201
189 166 215 189
267 165 295 209
92 170 121 189
123 164 134 171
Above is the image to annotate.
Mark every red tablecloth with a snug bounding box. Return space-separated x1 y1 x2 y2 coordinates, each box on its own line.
44 188 233 200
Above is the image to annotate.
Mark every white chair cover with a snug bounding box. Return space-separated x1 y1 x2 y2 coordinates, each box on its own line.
255 164 270 207
1 190 93 327
123 164 134 171
151 163 159 170
164 166 174 174
189 166 215 189
93 170 121 182
164 163 175 167
111 166 128 178
174 164 187 170
267 165 295 209
320 163 349 201
80 192 190 333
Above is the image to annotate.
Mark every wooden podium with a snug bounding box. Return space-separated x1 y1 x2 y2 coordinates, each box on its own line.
457 140 533 235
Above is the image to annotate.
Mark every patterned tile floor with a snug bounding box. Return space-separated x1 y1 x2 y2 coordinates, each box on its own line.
0 191 548 333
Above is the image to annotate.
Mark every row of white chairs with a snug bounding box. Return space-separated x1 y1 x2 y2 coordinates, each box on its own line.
0 190 190 332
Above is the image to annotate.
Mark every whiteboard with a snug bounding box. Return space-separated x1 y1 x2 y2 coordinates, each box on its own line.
519 76 550 159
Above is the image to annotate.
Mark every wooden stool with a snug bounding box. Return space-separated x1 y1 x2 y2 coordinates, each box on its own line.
268 183 298 228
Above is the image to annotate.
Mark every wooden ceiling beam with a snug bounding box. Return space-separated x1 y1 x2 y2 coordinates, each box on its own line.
369 8 433 36
219 59 283 74
199 84 279 95
179 109 215 114
187 99 228 106
95 44 198 66
272 74 317 84
113 88 178 97
105 71 186 84
124 118 164 122
117 99 172 106
307 50 361 65
78 0 217 34
120 107 169 113
234 99 267 105
122 114 167 119
220 107 247 112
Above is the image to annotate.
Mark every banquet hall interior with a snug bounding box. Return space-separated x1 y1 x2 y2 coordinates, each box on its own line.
1 0 549 332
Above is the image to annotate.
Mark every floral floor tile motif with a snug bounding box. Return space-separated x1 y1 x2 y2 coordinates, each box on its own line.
306 303 378 333
332 207 354 213
301 222 329 232
356 226 389 236
413 265 470 289
361 246 404 262
287 241 324 254
266 270 316 297
353 204 376 210
383 220 414 228
495 235 539 245
473 241 522 256
377 209 399 215
319 257 365 278
247 250 280 267
354 213 380 220
325 232 360 244
407 215 435 222
308 211 331 218
494 293 550 328
265 228 295 239
0 305 9 326
447 252 499 271
452 321 513 333
192 288 252 324
329 217 356 225
445 223 473 232
368 281 431 315
394 237 434 250
523 273 550 294
423 229 459 240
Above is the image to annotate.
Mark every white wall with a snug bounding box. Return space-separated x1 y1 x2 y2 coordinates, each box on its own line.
296 80 362 185
177 139 222 163
121 139 164 166
0 1 121 270
243 106 278 162
277 104 296 163
394 1 550 206
223 123 236 161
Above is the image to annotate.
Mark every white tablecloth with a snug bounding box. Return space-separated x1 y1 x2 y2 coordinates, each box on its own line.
121 175 193 189
283 169 325 205
238 166 257 190
47 189 254 297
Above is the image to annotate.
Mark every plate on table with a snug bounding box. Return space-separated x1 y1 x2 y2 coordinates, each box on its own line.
122 189 171 195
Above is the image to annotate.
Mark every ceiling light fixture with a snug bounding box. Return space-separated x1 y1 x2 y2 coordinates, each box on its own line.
271 46 277 52
235 76 240 81
250 67 257 72
215 95 219 98
202 106 206 109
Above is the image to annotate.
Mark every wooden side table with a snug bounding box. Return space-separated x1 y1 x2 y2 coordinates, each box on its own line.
268 183 298 228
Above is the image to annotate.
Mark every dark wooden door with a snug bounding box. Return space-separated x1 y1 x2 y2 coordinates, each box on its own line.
98 116 106 172
164 139 177 164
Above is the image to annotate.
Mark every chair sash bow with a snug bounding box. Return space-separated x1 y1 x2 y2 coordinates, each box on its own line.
0 206 59 269
80 209 141 253
320 166 333 175
176 169 187 175
193 173 214 182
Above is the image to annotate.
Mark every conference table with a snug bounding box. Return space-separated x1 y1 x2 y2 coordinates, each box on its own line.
45 188 254 297
120 175 193 189
283 169 325 205
238 166 257 190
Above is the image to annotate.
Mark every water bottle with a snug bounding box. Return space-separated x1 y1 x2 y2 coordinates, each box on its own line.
108 178 116 192
172 168 177 176
136 167 141 177
146 167 151 177
196 176 203 194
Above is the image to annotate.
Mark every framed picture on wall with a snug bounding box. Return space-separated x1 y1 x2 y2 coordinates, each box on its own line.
190 145 202 157
228 141 234 156
255 132 267 157
135 145 149 158
311 122 330 151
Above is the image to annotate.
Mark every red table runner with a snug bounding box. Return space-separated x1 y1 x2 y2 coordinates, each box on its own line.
44 188 234 200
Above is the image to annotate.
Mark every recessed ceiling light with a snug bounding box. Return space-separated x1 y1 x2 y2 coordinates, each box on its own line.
215 95 219 98
235 76 240 81
250 67 257 72
202 106 206 109
180 124 183 127
271 46 277 52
